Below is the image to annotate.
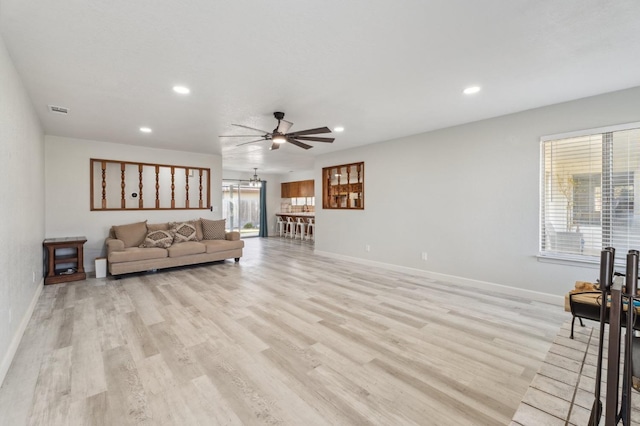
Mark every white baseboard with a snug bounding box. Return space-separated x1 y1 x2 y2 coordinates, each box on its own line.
313 250 564 306
0 280 43 387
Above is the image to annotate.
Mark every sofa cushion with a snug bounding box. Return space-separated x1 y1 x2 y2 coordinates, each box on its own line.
147 222 170 232
167 241 206 258
193 220 204 241
139 230 174 248
109 247 168 263
201 218 226 240
202 239 244 253
172 222 197 243
113 221 148 248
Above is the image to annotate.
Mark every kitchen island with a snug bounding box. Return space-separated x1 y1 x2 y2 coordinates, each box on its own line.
276 212 315 218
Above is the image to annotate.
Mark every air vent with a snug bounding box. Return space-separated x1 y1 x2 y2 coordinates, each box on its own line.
48 105 69 115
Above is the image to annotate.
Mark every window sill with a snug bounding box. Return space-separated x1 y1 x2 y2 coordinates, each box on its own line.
536 253 600 269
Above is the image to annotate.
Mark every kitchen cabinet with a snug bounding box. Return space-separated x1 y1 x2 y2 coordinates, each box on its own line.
281 182 291 198
289 181 300 197
299 180 314 197
281 180 314 198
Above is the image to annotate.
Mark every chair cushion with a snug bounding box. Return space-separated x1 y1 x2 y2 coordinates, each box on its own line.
113 221 148 248
201 239 244 253
109 247 167 263
201 218 226 240
167 241 206 258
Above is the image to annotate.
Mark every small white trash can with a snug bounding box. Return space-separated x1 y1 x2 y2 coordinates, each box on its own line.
95 257 107 278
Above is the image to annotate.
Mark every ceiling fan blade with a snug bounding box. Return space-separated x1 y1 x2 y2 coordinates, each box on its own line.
293 136 335 143
236 138 267 146
287 126 331 137
277 119 293 134
269 143 280 150
287 138 313 150
219 135 267 138
232 124 270 134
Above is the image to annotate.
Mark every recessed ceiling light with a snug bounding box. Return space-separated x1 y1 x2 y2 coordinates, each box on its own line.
463 86 481 95
333 126 344 132
139 127 152 133
173 85 190 95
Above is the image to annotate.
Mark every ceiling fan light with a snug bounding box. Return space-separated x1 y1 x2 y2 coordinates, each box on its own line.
172 85 190 94
463 85 481 95
272 135 286 144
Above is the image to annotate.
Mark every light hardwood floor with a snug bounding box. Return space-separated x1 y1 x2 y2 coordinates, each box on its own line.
0 237 568 425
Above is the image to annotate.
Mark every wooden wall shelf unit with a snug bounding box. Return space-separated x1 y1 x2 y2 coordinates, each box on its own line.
43 237 87 285
322 161 364 209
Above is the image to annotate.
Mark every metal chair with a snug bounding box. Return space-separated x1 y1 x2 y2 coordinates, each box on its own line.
285 216 295 238
276 217 285 237
295 217 306 240
306 217 314 241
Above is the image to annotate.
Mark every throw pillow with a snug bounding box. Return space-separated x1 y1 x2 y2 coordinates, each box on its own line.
113 221 148 248
192 219 204 241
139 230 174 248
172 222 197 243
201 218 226 240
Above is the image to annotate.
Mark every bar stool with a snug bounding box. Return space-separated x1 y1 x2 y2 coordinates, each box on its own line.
276 217 285 237
285 216 295 238
306 217 314 241
295 218 306 240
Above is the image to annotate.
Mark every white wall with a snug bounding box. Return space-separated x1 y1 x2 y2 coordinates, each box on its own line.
0 35 45 384
315 86 640 299
282 170 315 182
45 136 223 271
222 170 284 235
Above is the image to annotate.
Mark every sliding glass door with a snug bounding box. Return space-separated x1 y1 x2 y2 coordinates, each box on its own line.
222 181 261 238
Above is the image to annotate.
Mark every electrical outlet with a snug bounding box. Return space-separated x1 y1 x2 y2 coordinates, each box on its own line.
421 252 428 261
365 244 371 252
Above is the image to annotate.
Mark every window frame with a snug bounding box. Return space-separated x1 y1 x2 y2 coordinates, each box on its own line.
539 121 640 265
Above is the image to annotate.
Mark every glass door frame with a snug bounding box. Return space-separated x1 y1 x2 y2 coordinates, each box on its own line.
222 180 261 238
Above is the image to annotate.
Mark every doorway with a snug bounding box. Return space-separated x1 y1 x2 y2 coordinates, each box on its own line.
222 181 261 238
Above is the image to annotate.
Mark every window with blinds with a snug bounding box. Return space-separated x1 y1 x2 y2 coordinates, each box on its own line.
540 123 640 263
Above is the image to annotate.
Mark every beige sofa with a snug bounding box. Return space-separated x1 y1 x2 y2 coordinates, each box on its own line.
106 219 244 276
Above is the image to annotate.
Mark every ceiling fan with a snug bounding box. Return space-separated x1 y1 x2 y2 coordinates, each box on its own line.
219 112 334 150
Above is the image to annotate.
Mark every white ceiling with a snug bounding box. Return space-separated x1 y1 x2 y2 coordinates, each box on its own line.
2 1 640 174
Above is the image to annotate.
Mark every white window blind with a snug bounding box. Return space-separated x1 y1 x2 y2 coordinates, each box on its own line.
540 124 640 263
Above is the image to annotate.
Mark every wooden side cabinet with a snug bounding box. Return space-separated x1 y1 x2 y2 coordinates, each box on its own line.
43 236 87 285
